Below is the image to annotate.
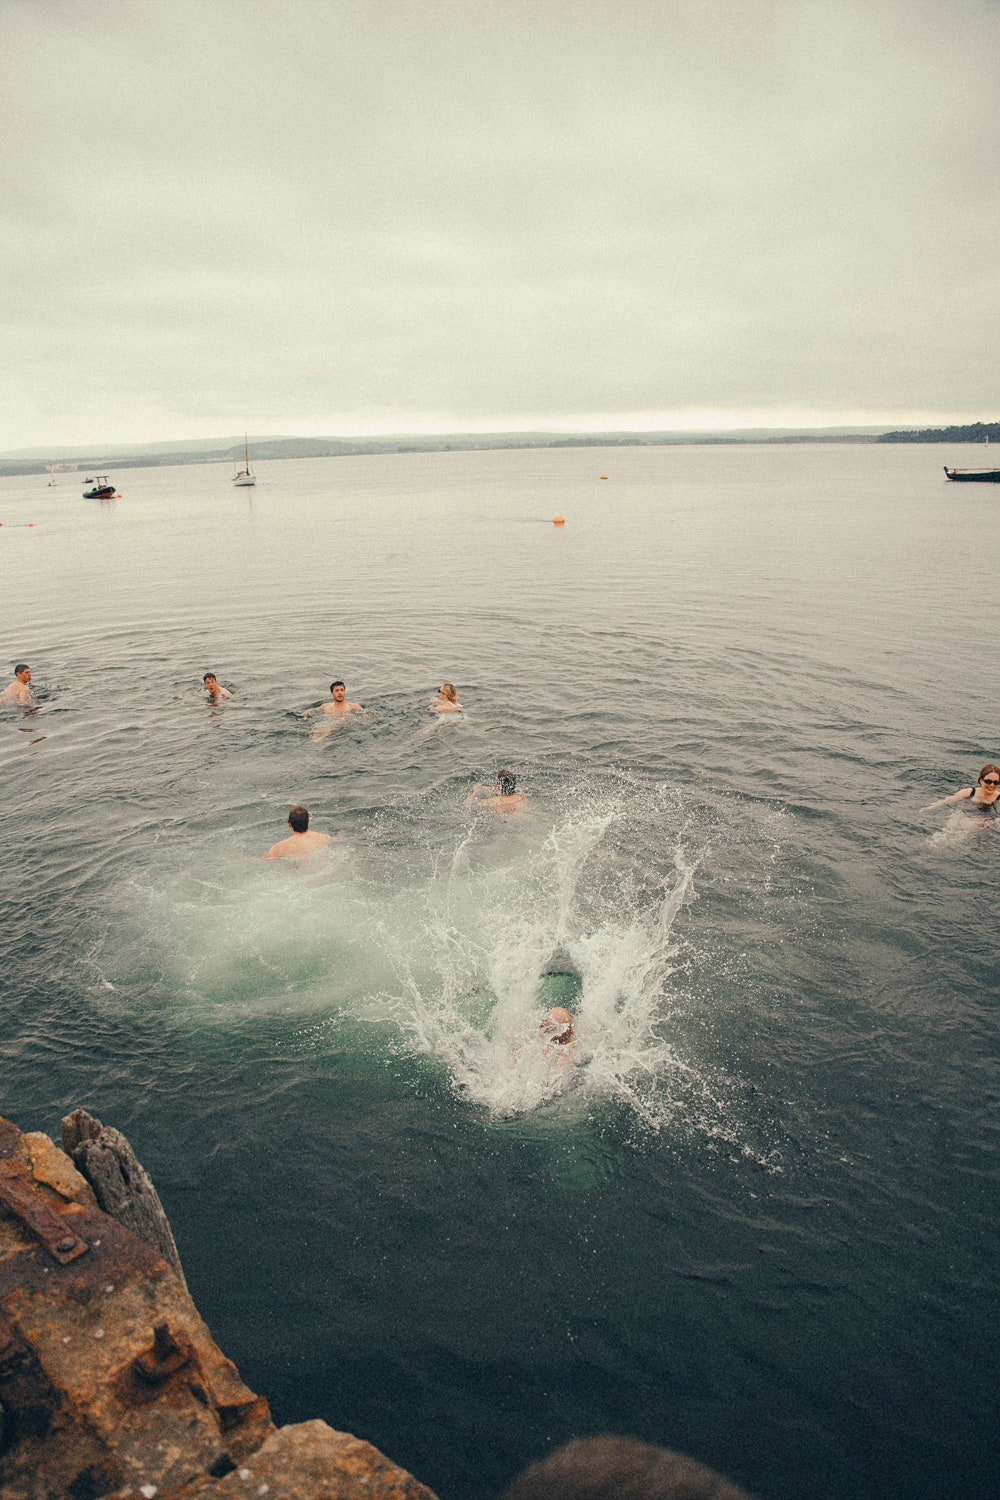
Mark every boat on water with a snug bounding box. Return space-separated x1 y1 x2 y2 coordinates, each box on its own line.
232 435 255 487
82 476 119 498
943 466 1000 483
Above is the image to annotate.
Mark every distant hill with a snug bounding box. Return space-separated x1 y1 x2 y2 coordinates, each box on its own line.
0 425 908 477
880 420 1000 443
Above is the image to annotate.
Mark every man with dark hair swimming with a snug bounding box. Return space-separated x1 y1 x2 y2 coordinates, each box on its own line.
2 665 32 703
203 672 231 701
302 681 363 718
263 805 335 860
466 769 527 812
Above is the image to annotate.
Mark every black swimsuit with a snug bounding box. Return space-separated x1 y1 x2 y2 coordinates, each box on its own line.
965 788 998 815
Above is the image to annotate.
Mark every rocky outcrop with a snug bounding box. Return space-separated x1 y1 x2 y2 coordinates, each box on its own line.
0 1111 438 1500
176 1421 438 1499
61 1109 187 1287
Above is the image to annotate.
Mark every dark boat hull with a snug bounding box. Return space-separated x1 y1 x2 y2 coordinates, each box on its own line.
943 466 1000 482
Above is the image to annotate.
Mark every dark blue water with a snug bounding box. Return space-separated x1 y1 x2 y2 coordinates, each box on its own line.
1 444 997 1498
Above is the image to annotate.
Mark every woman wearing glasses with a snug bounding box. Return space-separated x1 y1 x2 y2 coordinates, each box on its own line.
921 763 1000 814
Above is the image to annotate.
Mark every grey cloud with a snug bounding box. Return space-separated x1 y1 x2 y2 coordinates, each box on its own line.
3 0 999 445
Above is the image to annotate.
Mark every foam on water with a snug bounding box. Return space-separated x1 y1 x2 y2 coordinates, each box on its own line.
371 812 701 1125
89 788 756 1144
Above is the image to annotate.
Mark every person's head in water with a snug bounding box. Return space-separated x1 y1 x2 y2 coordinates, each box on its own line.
288 805 310 833
13 665 30 682
540 1006 574 1044
439 682 457 703
497 769 517 796
978 763 1000 787
330 681 346 700
501 1434 754 1500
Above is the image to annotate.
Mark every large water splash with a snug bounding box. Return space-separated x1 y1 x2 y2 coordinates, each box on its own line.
90 786 777 1148
368 801 701 1123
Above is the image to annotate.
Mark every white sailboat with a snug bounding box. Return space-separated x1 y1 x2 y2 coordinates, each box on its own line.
232 435 256 487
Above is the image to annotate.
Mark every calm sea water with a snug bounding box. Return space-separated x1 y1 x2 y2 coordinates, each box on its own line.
1 444 997 1499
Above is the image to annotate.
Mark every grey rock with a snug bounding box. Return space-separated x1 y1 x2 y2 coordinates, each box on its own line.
60 1107 187 1286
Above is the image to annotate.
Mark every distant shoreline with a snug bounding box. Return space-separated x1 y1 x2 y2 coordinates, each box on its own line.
2 421 996 478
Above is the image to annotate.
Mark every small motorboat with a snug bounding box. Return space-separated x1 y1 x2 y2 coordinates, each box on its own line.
82 476 119 498
943 466 1000 483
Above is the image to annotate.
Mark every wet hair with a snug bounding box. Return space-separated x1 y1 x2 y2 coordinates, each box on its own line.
287 805 310 833
497 769 517 796
203 672 217 683
440 682 457 701
978 763 1000 784
331 681 345 692
502 1435 753 1500
13 664 29 677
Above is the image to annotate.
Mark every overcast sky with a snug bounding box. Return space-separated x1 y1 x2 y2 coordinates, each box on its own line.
3 0 998 450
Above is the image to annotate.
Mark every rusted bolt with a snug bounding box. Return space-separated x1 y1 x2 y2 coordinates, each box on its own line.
152 1322 176 1362
131 1322 193 1386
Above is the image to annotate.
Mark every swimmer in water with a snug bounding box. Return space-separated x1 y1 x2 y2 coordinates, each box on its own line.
430 682 462 713
302 680 364 718
1 664 32 703
921 763 1000 815
921 762 1000 844
263 805 336 860
203 672 231 701
539 1006 577 1064
465 769 527 811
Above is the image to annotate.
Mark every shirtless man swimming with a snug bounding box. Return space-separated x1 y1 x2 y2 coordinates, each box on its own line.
263 805 335 860
1 665 32 703
302 681 363 718
203 672 232 701
465 769 527 812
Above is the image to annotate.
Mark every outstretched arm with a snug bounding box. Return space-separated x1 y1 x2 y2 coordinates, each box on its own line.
920 788 972 812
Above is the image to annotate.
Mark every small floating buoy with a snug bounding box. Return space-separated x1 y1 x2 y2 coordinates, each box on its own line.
600 474 608 480
553 514 565 526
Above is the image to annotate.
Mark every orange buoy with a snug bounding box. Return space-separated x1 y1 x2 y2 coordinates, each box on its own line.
600 474 608 479
553 514 565 526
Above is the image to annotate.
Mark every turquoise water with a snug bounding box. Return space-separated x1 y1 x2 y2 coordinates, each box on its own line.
1 444 997 1498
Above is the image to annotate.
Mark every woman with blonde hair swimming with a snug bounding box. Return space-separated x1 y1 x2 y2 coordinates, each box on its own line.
430 682 462 713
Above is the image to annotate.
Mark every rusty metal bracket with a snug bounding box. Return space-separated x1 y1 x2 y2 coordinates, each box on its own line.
0 1159 90 1264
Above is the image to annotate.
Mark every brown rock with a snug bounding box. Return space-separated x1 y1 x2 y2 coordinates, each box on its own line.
177 1420 439 1500
20 1130 98 1206
0 1112 440 1500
